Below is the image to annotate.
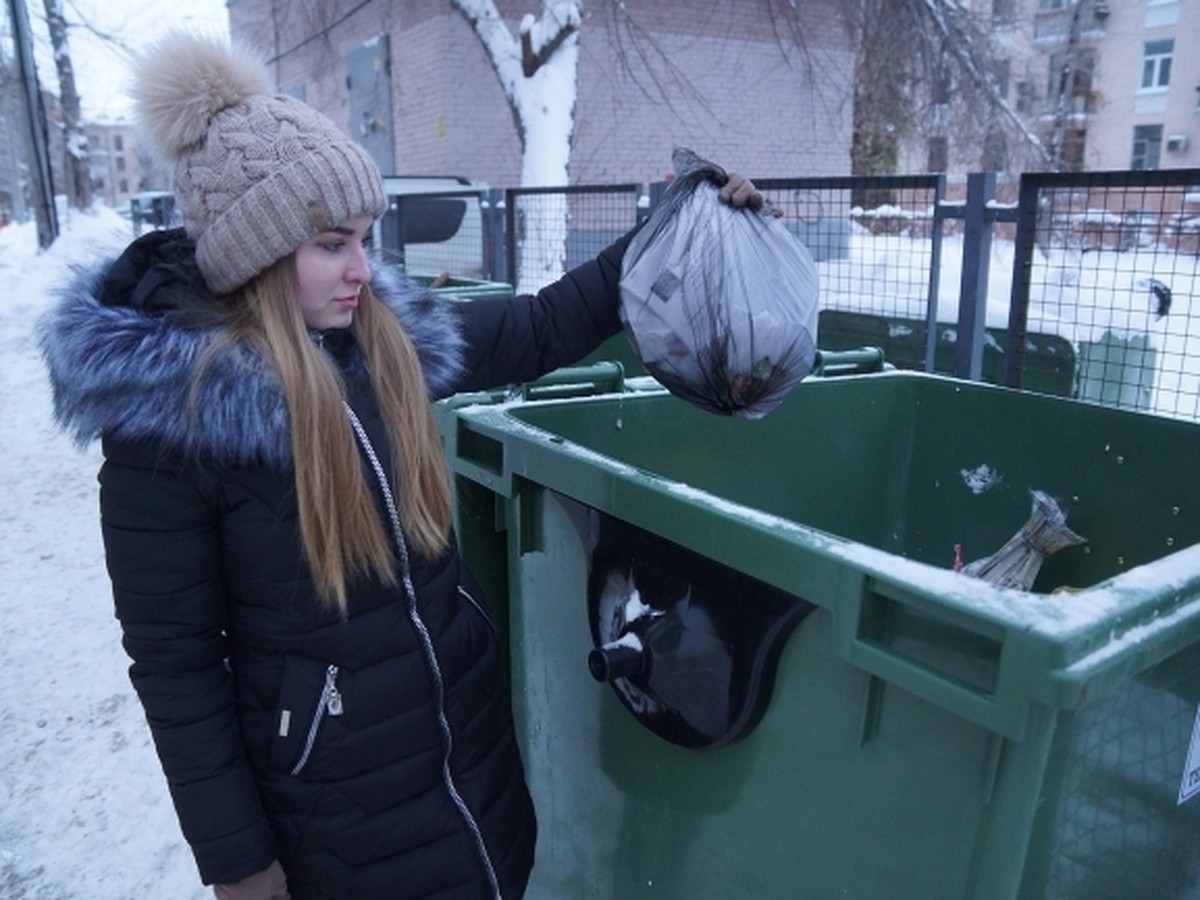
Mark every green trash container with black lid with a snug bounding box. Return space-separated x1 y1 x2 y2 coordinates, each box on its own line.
437 361 1200 899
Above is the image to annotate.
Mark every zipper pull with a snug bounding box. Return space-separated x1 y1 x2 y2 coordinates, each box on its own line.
325 665 344 716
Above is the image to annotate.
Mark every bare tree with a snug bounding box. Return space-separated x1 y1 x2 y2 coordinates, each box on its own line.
43 0 91 210
847 0 1055 178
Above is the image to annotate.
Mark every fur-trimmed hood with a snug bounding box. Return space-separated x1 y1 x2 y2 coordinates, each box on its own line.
38 229 465 468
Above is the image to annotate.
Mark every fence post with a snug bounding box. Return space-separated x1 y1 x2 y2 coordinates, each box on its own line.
925 174 948 373
1005 174 1040 389
504 188 518 293
645 180 669 223
483 187 507 284
955 172 994 381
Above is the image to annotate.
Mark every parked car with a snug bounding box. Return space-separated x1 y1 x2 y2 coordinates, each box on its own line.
369 175 489 279
128 191 179 232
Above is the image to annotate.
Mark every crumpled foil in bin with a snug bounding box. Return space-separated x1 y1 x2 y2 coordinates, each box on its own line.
960 490 1087 591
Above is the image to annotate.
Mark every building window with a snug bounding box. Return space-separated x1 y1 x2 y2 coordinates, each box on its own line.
993 0 1016 24
927 136 948 173
1061 128 1087 171
993 58 1011 100
932 67 952 105
1016 80 1034 114
1049 49 1097 112
1131 124 1163 169
1144 1 1179 29
982 129 1008 171
113 135 124 152
116 156 126 172
119 178 129 193
1140 39 1173 90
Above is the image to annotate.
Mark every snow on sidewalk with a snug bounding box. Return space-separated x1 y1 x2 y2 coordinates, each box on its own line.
0 210 206 899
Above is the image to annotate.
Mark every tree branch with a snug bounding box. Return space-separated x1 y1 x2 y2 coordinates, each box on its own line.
909 0 1053 166
521 16 577 77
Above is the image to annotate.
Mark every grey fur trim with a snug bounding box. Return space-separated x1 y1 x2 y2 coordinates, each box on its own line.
38 258 466 467
369 263 465 401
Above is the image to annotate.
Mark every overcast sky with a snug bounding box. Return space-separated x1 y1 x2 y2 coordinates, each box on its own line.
27 0 230 120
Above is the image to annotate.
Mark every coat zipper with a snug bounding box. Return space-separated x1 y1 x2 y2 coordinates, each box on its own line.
290 664 343 776
344 403 502 899
458 585 497 637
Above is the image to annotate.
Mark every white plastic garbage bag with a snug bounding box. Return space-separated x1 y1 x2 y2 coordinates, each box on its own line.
619 149 820 419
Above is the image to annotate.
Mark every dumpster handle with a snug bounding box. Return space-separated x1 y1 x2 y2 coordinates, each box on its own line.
836 577 1029 740
811 347 889 378
520 361 626 400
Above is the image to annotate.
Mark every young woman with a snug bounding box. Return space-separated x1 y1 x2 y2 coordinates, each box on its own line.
40 32 762 900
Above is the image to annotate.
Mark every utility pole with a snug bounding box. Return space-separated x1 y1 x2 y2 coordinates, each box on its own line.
7 0 59 247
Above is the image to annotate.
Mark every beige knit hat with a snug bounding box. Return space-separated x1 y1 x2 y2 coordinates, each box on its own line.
131 32 388 294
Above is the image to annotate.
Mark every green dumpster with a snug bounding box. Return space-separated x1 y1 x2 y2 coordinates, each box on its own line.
438 367 1200 899
1076 330 1157 412
818 309 1078 397
412 273 515 302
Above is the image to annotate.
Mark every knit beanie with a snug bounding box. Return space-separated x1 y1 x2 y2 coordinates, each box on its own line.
131 32 388 295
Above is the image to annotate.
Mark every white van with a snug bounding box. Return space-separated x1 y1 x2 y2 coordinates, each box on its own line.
369 176 489 279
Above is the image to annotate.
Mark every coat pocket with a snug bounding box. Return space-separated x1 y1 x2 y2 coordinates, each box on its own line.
269 656 344 777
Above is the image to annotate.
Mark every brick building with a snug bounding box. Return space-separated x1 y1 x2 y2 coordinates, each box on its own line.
225 1 854 187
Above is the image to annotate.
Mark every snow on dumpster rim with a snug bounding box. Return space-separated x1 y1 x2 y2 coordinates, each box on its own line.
452 382 1200 648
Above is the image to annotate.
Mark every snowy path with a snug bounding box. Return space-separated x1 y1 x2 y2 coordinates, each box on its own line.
0 211 206 899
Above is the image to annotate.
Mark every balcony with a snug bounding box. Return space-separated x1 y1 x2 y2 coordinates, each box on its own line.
1032 91 1100 119
1034 1 1109 42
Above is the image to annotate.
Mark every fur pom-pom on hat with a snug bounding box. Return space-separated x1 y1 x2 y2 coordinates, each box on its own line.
131 31 388 295
132 32 272 161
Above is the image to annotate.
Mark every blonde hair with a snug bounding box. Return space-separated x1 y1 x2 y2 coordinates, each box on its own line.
195 258 452 614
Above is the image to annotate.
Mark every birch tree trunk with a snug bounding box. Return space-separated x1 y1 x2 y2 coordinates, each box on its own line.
451 0 580 294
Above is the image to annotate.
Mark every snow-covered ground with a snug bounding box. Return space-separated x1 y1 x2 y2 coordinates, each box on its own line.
0 204 1196 897
0 209 208 898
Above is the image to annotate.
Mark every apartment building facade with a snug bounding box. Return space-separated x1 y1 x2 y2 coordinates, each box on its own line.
1017 0 1196 170
86 120 151 210
1075 0 1197 170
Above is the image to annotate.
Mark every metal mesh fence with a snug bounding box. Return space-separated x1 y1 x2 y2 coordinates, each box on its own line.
756 175 946 376
376 190 489 279
136 164 1185 422
1010 171 1200 423
134 168 1200 421
504 184 642 295
757 176 943 319
492 171 1200 422
1031 656 1200 899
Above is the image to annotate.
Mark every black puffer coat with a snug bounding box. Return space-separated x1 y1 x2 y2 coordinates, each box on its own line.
39 228 630 899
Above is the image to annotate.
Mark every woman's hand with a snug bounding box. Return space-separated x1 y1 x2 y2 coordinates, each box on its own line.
718 172 764 210
213 859 291 900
